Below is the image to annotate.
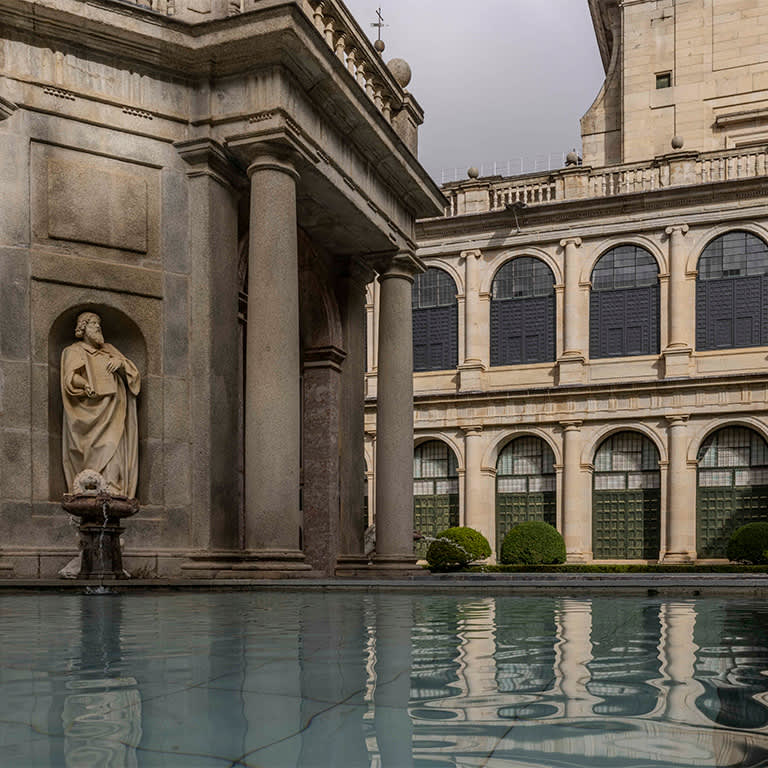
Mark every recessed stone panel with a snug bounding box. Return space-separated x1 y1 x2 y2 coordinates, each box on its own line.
47 156 147 252
30 143 160 262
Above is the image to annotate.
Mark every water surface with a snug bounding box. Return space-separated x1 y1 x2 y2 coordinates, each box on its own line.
1 592 767 767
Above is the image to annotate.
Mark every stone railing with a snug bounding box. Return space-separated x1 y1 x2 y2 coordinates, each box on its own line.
297 0 407 126
442 145 768 217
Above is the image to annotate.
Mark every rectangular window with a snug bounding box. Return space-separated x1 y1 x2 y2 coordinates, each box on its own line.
656 72 672 89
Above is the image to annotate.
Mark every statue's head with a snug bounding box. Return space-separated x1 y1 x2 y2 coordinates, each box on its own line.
75 312 104 348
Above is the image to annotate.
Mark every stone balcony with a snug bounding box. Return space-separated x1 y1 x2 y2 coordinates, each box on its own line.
441 145 768 218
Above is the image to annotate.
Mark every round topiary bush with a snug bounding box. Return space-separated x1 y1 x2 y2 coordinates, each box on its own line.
726 522 768 564
501 521 566 565
426 526 491 570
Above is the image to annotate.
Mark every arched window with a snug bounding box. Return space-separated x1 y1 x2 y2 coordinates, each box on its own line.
496 436 556 554
696 232 768 351
412 268 458 372
696 426 768 557
490 257 555 366
592 432 661 559
590 245 659 359
413 440 459 557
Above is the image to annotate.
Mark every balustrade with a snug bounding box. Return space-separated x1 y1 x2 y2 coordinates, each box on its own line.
441 145 768 217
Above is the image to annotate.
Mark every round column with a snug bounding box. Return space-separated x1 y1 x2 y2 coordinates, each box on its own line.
462 426 487 538
561 421 587 562
560 237 583 356
665 224 690 348
244 150 306 567
462 249 483 365
664 415 694 562
374 255 421 570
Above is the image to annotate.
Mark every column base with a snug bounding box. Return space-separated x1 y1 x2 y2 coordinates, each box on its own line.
343 553 427 580
661 551 696 564
663 347 692 378
566 551 591 564
457 362 486 392
181 550 315 579
557 355 586 385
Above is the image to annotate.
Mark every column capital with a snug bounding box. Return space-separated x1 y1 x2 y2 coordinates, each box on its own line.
225 109 318 172
376 250 426 282
245 148 301 183
340 257 377 289
460 424 483 436
560 420 583 432
665 414 690 426
459 249 482 262
665 224 690 237
174 138 245 190
560 237 583 249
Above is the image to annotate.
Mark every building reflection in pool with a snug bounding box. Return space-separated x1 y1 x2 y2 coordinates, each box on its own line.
1 594 768 767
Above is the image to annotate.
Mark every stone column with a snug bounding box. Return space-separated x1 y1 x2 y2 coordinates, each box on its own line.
663 415 695 562
175 139 244 577
458 249 485 391
462 426 489 542
558 237 586 385
663 224 692 377
373 252 423 575
241 148 308 572
336 263 377 577
561 421 588 562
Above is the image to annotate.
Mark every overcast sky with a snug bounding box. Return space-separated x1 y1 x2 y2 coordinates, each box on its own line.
342 0 606 182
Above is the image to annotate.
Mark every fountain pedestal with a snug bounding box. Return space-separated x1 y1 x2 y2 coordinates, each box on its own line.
62 494 139 579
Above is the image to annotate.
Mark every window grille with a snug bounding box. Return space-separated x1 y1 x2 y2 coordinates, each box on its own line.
593 432 660 489
590 246 660 359
696 232 768 351
696 427 768 557
413 440 460 556
490 258 556 366
412 268 458 371
696 427 768 487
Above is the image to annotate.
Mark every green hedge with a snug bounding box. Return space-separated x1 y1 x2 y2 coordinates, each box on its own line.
727 522 768 565
426 527 491 570
501 521 566 565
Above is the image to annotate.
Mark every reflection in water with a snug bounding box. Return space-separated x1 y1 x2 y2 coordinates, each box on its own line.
1 594 768 766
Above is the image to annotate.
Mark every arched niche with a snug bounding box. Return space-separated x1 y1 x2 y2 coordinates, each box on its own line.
48 304 148 500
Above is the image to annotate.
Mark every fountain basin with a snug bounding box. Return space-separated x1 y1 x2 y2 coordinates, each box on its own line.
62 493 139 579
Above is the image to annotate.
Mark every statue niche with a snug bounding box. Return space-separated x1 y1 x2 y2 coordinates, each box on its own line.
59 311 142 579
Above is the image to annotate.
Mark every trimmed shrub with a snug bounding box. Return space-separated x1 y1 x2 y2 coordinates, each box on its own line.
501 521 566 565
726 522 768 565
426 526 491 570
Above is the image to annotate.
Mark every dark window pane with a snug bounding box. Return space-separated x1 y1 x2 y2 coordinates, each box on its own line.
696 233 768 351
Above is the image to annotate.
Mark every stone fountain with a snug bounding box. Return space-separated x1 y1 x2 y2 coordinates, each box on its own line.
63 471 139 579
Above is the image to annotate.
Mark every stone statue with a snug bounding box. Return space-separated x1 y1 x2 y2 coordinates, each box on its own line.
61 312 141 498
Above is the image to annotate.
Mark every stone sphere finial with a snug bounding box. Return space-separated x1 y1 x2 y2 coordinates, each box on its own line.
387 58 412 88
374 39 385 54
671 135 685 150
565 150 579 166
467 167 480 179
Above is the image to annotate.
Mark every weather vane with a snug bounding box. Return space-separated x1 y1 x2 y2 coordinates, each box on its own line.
370 7 388 53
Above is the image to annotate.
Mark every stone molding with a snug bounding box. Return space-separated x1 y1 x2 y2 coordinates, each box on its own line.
0 95 19 120
174 138 245 191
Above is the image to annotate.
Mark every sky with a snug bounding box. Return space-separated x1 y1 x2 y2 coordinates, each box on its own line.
342 0 606 182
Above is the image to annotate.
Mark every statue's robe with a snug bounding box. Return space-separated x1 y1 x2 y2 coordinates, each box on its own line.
61 341 141 497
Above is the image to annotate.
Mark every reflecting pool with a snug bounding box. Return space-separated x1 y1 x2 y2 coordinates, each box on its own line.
1 593 768 767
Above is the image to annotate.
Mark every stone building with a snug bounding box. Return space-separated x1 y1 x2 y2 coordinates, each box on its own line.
365 0 768 563
0 0 443 577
